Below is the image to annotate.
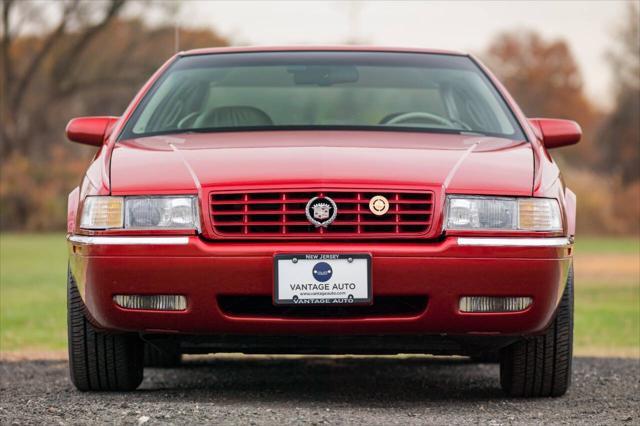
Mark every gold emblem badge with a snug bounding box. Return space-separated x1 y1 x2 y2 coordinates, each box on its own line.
369 195 390 216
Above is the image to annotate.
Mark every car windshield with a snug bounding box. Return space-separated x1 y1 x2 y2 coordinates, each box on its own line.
120 51 525 140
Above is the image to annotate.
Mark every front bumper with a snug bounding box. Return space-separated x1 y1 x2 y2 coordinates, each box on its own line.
68 235 572 336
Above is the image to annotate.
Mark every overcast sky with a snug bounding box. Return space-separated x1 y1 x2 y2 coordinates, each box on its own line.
165 0 632 109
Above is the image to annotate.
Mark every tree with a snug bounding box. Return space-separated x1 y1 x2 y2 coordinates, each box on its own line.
481 30 599 165
0 0 229 159
598 1 640 184
1 0 128 157
0 0 230 230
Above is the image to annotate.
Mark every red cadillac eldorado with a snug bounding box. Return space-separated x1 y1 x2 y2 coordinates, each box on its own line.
65 46 579 396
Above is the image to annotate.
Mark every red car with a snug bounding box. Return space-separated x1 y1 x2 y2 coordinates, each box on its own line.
65 47 580 396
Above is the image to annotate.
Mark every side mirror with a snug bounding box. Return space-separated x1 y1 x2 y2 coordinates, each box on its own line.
528 118 581 149
65 116 118 147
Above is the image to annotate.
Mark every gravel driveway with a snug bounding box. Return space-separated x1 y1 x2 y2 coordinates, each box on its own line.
1 355 638 425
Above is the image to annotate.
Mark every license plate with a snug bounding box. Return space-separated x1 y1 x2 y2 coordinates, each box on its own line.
274 254 371 305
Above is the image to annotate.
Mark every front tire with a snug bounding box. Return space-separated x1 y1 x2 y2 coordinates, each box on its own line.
67 269 144 391
499 265 574 397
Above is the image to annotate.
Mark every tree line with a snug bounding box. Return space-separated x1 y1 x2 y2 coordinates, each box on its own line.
0 0 638 234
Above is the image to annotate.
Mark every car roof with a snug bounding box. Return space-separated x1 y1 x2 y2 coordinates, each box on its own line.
180 45 467 57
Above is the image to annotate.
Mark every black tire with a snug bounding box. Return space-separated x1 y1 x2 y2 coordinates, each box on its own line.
143 342 181 367
67 269 144 391
499 265 574 397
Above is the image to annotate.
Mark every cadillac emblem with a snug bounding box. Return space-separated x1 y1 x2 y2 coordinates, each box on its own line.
369 195 390 216
306 196 338 227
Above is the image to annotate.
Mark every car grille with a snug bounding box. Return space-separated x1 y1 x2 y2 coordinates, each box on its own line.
209 189 434 238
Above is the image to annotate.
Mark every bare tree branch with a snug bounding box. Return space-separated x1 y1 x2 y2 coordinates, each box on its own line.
5 0 45 39
1 0 15 84
55 75 139 99
9 0 80 113
52 0 126 86
1 0 16 153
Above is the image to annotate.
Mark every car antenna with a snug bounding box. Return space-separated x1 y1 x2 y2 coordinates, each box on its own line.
174 19 180 53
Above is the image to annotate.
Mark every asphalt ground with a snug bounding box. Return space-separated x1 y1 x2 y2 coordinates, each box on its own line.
0 355 638 425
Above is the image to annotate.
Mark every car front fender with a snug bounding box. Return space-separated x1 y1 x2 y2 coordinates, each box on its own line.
67 186 80 234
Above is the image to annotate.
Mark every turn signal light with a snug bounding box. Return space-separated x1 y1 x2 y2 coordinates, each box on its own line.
113 295 187 311
80 196 124 229
459 296 532 313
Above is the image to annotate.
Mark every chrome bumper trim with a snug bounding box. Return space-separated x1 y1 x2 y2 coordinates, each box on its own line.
457 237 572 247
68 235 571 248
68 235 190 245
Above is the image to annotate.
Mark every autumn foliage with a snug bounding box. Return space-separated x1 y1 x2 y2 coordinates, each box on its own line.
482 30 600 166
0 1 638 234
1 0 229 230
480 3 639 235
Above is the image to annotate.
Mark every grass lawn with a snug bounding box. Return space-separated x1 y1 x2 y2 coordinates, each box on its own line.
573 237 640 357
1 233 638 357
575 236 640 254
1 234 68 351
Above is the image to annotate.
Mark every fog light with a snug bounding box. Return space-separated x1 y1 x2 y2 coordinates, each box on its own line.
459 296 532 313
114 295 187 311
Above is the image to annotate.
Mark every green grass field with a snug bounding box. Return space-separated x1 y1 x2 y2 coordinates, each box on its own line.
575 236 640 254
1 234 68 351
1 234 638 356
572 237 639 356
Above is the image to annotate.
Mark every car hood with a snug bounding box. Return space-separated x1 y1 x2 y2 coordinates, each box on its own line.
111 131 533 196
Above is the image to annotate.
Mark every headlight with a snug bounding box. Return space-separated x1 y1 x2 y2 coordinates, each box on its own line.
445 196 562 232
80 196 199 231
124 196 199 229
